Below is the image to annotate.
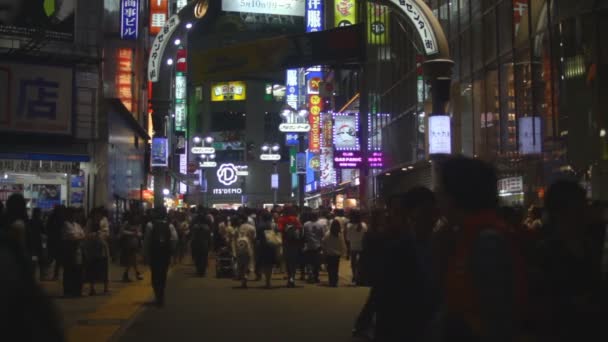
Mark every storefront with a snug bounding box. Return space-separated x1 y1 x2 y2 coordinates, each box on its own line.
0 154 91 212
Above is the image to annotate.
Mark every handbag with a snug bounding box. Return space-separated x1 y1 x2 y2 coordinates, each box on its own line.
264 230 282 247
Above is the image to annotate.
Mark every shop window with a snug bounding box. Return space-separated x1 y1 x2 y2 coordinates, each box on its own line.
459 82 474 156
459 0 470 29
472 77 485 157
499 55 517 155
484 69 501 157
483 10 498 66
472 15 484 72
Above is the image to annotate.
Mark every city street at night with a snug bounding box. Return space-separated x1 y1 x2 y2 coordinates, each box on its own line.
2 0 608 341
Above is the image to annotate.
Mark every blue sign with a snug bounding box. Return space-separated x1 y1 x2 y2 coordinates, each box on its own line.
120 0 139 39
285 133 299 146
306 152 316 184
286 69 299 109
151 137 168 167
306 0 324 33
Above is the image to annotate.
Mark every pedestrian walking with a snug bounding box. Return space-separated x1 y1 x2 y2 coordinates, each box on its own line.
26 207 46 280
435 156 528 342
190 213 211 277
235 215 256 288
83 209 110 295
0 195 65 342
303 212 323 283
352 208 388 338
120 212 143 282
322 220 346 287
62 208 85 297
346 210 367 285
144 208 177 307
278 206 303 288
257 211 280 288
46 205 66 281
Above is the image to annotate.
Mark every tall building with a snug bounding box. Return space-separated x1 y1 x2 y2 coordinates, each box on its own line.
0 1 150 217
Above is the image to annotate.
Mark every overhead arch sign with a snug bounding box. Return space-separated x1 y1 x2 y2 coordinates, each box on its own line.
385 0 439 56
148 14 181 82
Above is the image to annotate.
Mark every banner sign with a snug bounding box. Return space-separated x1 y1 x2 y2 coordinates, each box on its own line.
121 0 139 39
0 160 78 174
368 3 389 45
271 173 279 189
320 147 336 186
296 152 307 174
222 0 305 16
308 94 322 152
179 141 187 194
428 115 451 154
148 14 180 82
175 103 186 132
334 0 357 27
0 63 73 135
117 49 134 112
175 131 186 154
322 113 333 147
306 0 324 33
150 0 168 35
176 49 188 73
306 152 318 184
290 147 297 173
333 114 359 151
368 151 384 168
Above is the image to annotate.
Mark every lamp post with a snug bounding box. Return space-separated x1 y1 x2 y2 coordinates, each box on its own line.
260 143 281 205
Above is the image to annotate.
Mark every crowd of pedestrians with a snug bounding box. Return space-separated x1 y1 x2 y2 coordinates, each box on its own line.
1 156 607 341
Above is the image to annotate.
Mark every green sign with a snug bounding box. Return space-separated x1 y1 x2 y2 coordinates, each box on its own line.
290 147 297 173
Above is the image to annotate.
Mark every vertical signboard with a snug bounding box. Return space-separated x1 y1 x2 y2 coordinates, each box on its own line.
334 0 357 27
176 0 188 11
150 0 168 35
428 115 452 154
151 137 169 167
286 69 299 110
306 0 324 33
117 49 134 112
368 3 389 45
308 94 322 152
120 0 139 39
518 117 542 155
320 147 336 186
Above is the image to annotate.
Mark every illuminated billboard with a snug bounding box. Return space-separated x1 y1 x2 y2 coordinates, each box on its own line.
333 114 359 151
222 0 305 17
334 0 357 27
0 0 75 41
211 81 246 101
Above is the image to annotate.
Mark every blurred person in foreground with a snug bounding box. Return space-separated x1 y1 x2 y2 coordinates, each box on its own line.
533 180 604 341
434 156 528 342
144 207 177 307
0 194 65 341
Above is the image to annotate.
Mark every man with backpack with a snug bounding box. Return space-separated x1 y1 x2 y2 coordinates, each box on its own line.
435 156 528 342
277 206 303 288
144 207 177 307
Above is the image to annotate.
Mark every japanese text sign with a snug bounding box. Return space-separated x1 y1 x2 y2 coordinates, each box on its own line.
428 115 451 154
388 0 438 55
334 151 362 168
222 0 305 16
308 94 322 152
121 0 139 39
0 63 73 135
117 49 133 112
286 69 299 109
150 0 168 35
148 14 181 82
306 0 324 33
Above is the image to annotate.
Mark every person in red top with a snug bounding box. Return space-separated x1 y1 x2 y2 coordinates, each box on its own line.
435 156 528 342
277 206 303 287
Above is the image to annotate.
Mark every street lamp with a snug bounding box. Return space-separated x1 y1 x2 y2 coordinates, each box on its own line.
162 188 170 196
260 143 281 205
205 136 214 144
193 136 201 144
166 58 174 66
174 38 181 46
185 22 193 29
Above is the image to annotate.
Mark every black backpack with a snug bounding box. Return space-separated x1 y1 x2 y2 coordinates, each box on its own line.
284 223 303 243
150 220 172 256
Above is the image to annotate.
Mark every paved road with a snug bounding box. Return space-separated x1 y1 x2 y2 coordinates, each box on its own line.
119 261 370 342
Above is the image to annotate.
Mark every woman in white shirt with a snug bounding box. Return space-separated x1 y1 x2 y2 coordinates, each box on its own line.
346 210 367 285
322 220 347 287
62 208 85 297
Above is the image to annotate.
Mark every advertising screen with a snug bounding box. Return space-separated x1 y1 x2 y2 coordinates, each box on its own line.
333 114 359 151
518 116 542 155
211 81 246 101
151 137 168 167
0 0 75 41
429 115 452 154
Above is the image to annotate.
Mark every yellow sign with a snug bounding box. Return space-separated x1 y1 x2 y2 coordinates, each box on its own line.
368 3 389 45
211 81 247 101
334 0 357 27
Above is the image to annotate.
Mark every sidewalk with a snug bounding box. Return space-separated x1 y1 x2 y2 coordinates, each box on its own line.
40 261 154 342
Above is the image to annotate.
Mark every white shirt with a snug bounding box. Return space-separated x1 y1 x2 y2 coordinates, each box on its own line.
63 221 85 241
346 222 368 252
322 232 347 256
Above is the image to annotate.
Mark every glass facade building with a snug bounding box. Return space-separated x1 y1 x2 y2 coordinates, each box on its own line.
377 0 608 206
